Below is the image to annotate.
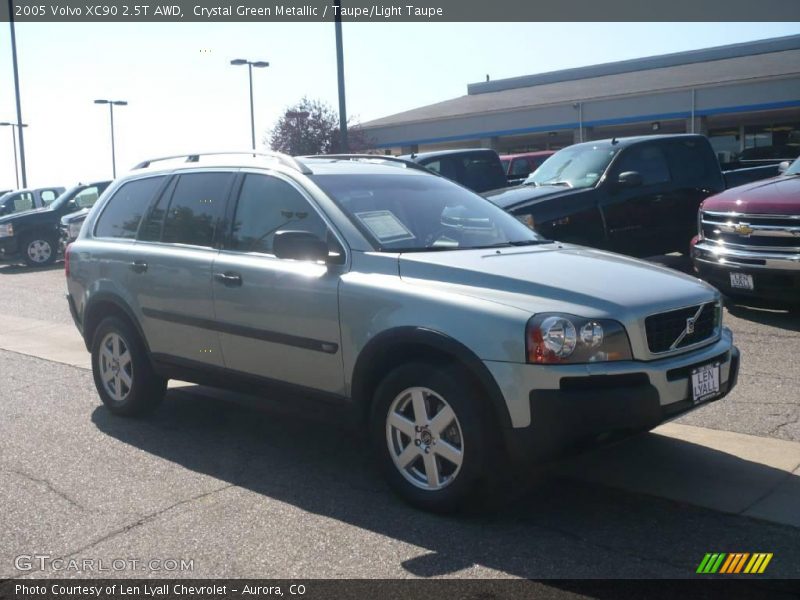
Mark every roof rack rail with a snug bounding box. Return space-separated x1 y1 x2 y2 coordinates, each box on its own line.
302 154 433 173
132 151 312 175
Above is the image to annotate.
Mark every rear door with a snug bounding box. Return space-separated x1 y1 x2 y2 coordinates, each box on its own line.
600 143 676 256
212 171 345 394
127 170 234 368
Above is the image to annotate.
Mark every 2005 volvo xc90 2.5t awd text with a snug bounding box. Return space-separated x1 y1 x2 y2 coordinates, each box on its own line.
65 151 740 512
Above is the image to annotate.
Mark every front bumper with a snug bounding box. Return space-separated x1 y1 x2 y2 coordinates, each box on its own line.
485 329 739 462
0 237 21 262
692 241 800 302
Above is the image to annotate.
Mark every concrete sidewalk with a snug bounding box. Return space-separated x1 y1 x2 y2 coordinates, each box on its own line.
2 311 798 528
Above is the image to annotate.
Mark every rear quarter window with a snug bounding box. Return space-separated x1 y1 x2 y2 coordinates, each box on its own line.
94 177 166 239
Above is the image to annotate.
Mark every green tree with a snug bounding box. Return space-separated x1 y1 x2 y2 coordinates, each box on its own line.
266 97 372 156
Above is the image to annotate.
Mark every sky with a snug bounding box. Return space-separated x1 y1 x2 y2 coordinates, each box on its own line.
1 22 799 188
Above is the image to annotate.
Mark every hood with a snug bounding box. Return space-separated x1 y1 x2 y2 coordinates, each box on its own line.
0 206 53 224
484 184 574 209
61 208 90 224
398 244 716 319
704 175 800 215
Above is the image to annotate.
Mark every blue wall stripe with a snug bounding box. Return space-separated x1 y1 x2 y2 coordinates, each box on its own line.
370 99 800 148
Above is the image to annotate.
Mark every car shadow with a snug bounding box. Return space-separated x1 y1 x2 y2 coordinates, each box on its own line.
725 302 800 332
91 385 800 580
0 261 63 275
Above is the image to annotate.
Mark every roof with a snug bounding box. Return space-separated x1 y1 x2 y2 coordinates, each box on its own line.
361 35 800 131
398 148 500 162
499 151 555 159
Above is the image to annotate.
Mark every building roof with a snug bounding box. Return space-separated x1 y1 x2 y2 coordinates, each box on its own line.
361 35 800 131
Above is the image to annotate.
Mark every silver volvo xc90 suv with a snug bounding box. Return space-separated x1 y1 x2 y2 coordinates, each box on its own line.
65 152 740 512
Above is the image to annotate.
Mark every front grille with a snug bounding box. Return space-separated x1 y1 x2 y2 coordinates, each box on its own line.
645 302 717 353
701 211 800 252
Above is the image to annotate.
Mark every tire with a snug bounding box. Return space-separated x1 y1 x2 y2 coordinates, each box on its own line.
370 361 499 513
91 316 166 416
22 234 57 267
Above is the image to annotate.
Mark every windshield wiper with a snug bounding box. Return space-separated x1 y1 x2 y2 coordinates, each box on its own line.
509 239 554 246
541 180 573 187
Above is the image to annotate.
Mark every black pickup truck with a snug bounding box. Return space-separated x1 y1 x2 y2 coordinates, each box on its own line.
485 134 781 258
0 181 110 267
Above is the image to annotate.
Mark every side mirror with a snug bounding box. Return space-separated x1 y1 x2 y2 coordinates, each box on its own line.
778 161 790 174
617 171 643 188
273 230 329 262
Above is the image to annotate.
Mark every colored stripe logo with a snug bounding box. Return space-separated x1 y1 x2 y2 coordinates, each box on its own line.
697 553 773 574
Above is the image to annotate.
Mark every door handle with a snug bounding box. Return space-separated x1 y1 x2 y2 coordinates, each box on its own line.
214 271 243 287
130 260 148 273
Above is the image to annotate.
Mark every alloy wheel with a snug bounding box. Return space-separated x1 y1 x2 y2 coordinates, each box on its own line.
26 239 52 264
385 386 464 491
99 332 134 402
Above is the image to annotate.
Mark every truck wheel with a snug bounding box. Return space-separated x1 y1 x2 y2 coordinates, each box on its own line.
91 316 166 417
370 361 495 513
22 234 57 267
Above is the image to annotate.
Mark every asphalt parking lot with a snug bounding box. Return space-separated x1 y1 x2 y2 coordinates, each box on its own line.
0 261 799 582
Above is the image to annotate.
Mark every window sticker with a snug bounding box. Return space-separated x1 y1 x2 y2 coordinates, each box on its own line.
355 210 415 243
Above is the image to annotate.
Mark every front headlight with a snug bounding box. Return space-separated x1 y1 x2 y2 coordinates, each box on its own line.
526 313 632 364
0 223 13 238
68 221 83 239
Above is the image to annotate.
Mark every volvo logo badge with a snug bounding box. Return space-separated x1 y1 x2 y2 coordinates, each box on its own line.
686 316 696 335
733 223 754 236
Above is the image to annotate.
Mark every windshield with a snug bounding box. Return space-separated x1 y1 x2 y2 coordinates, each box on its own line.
785 157 800 175
524 144 619 189
49 186 83 210
312 173 546 251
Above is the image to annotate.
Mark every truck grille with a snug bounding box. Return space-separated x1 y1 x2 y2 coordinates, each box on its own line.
645 302 717 354
701 211 800 252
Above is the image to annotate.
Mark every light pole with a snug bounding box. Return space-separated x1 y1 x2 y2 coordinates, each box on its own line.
94 99 127 178
333 0 348 152
230 59 269 150
8 0 28 187
0 122 27 189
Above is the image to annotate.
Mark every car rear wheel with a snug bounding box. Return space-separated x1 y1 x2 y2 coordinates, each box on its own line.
371 362 495 513
22 235 57 267
91 316 166 416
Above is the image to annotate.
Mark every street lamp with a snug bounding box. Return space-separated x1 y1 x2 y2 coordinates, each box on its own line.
230 58 270 150
0 121 28 189
94 99 128 178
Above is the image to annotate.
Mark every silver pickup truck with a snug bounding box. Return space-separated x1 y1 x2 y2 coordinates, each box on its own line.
65 152 740 513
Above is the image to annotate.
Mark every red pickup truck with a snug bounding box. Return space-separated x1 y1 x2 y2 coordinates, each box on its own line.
691 158 800 305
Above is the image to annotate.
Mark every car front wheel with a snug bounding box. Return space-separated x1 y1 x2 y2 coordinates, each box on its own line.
371 362 495 513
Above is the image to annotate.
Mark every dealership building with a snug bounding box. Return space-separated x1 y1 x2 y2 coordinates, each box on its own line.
361 35 800 162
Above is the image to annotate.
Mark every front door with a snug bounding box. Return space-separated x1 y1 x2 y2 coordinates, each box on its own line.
600 143 677 256
212 171 345 395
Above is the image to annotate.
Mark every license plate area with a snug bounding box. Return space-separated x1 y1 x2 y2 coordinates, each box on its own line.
730 272 754 290
691 362 720 404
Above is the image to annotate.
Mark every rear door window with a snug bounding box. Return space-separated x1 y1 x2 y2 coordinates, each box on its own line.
161 172 233 247
510 158 532 177
94 177 166 239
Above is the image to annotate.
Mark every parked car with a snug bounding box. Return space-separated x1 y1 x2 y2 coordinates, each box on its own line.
691 158 800 305
59 181 113 245
0 181 108 267
485 134 782 258
65 151 739 513
400 148 508 193
0 186 65 217
500 151 555 186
